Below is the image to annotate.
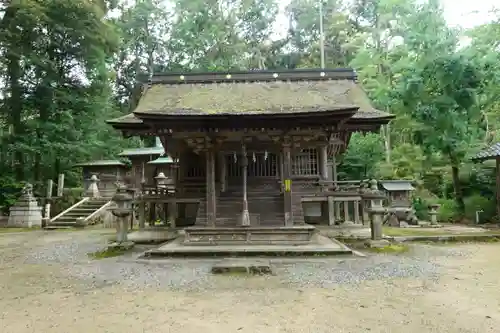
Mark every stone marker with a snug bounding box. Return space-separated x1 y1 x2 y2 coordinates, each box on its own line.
211 259 273 275
8 183 42 228
57 174 64 197
46 179 53 199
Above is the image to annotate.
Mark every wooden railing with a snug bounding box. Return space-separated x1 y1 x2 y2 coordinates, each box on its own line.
317 180 367 192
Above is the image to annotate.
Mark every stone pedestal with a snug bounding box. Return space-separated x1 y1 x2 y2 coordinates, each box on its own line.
8 183 42 228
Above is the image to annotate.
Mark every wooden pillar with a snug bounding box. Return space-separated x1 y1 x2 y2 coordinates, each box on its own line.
206 149 217 227
354 200 360 224
148 202 155 226
283 143 293 226
331 155 338 187
141 161 146 184
168 201 177 228
138 201 146 229
219 152 226 193
319 144 328 180
343 201 349 222
335 201 341 220
497 158 500 218
241 144 250 226
328 196 335 225
279 152 284 191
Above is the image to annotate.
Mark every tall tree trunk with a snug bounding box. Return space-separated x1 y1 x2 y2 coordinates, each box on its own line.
449 153 465 216
3 5 24 181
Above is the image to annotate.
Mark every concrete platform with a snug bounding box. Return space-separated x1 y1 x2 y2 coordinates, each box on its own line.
141 234 354 258
184 225 316 245
211 259 273 275
127 227 178 244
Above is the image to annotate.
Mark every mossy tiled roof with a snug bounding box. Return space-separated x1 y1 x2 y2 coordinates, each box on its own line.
133 80 387 116
73 160 127 167
147 156 174 165
107 69 393 125
118 147 164 157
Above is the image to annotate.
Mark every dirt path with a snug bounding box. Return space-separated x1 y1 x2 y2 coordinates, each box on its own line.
0 230 498 333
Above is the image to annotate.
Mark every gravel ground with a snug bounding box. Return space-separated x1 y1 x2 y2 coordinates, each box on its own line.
0 229 499 333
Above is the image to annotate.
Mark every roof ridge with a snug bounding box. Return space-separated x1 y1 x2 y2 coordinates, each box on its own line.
138 68 357 85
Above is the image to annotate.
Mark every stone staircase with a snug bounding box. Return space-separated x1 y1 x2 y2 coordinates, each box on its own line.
46 198 111 229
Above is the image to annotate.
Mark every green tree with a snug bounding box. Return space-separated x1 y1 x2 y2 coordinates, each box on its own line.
395 53 484 213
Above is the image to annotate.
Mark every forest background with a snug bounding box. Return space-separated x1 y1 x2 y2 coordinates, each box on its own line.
1 0 499 222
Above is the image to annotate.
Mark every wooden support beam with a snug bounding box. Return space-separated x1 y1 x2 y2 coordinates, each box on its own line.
282 142 293 226
205 148 217 227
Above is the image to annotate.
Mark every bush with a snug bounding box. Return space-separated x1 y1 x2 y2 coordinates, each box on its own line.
412 196 458 222
463 194 496 223
435 198 458 222
0 177 24 215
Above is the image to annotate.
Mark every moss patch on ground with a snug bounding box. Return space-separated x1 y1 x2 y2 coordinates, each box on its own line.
87 247 130 260
366 244 410 254
382 226 500 237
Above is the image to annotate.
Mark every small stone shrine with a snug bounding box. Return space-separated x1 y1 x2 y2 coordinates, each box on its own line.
380 180 418 226
8 183 43 228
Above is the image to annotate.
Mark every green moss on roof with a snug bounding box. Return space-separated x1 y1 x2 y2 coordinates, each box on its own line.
74 160 127 167
107 113 143 124
147 156 174 165
119 147 164 157
133 80 389 116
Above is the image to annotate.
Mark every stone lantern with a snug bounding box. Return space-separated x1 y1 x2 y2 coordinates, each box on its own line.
86 174 100 198
428 204 441 226
155 172 167 189
110 184 135 249
363 179 390 248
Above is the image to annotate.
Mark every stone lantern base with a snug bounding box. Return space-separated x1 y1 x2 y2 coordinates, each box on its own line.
364 239 390 248
107 241 135 251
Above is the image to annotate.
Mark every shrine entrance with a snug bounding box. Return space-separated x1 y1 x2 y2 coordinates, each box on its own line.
225 151 278 180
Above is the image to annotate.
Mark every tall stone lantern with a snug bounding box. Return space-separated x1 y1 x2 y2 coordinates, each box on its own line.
110 184 135 249
363 179 390 248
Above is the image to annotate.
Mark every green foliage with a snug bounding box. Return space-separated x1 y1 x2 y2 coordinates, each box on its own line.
376 144 426 180
338 133 384 180
436 199 459 222
0 0 499 219
463 195 496 223
0 178 24 214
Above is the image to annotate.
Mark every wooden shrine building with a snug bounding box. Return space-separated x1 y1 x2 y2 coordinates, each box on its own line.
107 69 393 243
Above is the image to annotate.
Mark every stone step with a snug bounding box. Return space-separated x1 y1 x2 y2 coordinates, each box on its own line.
83 204 107 208
53 218 79 223
64 209 95 214
44 225 75 230
48 221 80 227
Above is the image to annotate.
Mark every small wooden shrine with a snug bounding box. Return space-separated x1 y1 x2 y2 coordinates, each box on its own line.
472 142 500 216
379 180 415 207
118 137 164 188
74 160 129 198
107 68 394 244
